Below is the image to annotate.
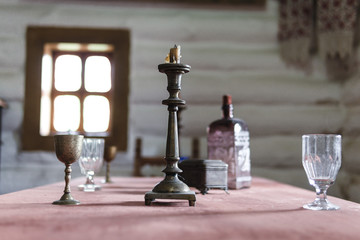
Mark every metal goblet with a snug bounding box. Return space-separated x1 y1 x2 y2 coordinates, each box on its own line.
53 134 84 205
102 145 117 183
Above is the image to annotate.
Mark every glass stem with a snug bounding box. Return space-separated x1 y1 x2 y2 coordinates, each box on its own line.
85 173 94 185
315 187 328 202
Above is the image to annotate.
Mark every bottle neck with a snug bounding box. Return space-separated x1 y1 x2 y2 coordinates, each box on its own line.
222 104 233 119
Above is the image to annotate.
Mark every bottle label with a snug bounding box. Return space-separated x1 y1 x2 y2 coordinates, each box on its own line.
208 127 251 189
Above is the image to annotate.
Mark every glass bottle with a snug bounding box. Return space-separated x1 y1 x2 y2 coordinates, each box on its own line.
207 95 251 189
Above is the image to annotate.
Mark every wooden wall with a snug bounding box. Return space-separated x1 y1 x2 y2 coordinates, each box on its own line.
0 0 360 202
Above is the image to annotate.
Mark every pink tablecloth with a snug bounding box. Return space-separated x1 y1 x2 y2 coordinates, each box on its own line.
0 176 359 240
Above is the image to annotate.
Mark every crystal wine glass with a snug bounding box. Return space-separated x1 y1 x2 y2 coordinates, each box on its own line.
302 134 341 210
78 138 104 192
53 134 83 205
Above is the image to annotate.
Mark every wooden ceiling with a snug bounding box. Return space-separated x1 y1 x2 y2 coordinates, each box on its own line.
21 0 266 10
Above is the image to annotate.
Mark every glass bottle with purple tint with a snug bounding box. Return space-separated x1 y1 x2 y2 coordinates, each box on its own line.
207 95 251 189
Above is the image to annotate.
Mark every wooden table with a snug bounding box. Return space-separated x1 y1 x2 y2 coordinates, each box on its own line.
0 176 359 240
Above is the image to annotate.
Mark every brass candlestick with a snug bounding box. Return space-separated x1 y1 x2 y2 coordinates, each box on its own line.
103 145 117 183
144 45 196 206
53 134 83 205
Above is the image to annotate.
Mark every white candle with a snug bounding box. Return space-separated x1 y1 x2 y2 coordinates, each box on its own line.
169 44 181 63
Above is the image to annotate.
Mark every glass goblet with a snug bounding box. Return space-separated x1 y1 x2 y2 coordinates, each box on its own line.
53 134 83 205
102 145 117 183
78 138 104 192
302 134 341 210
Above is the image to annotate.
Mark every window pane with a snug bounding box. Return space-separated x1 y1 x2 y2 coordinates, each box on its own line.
54 95 80 132
83 95 110 132
85 56 111 92
55 55 82 91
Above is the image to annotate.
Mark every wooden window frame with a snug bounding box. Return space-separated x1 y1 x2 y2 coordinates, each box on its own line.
23 26 130 151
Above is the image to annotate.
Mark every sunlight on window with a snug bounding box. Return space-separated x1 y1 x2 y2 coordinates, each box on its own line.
41 54 52 92
87 43 113 52
83 95 110 132
85 56 111 92
40 96 51 136
54 95 80 132
57 43 81 51
40 47 113 135
55 55 82 91
40 54 53 136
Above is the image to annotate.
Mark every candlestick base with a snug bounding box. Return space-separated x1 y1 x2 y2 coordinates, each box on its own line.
52 193 80 205
145 191 196 206
145 174 196 206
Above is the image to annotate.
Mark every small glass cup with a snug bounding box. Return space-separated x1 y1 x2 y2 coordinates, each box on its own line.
78 138 104 192
302 134 341 210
